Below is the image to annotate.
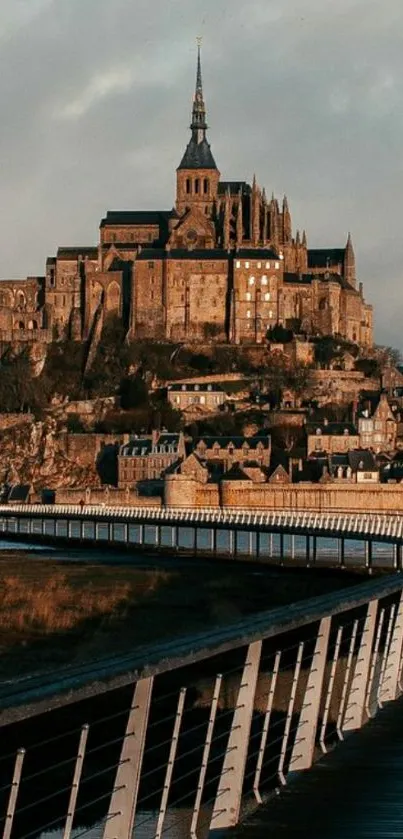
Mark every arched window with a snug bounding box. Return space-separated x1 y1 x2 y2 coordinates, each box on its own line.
203 178 209 195
186 178 191 194
195 178 200 195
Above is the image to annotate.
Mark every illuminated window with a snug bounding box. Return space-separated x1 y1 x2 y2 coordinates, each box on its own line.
262 275 268 285
265 261 270 269
235 260 241 268
245 261 250 269
246 310 251 318
268 309 273 318
257 261 261 269
249 276 255 286
264 292 271 301
246 292 251 301
275 261 280 269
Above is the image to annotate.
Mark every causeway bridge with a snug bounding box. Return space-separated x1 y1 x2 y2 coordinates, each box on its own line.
0 573 403 838
1 503 403 569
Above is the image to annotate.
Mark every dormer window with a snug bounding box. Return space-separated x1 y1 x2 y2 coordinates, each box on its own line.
181 384 186 391
316 428 322 436
344 428 349 436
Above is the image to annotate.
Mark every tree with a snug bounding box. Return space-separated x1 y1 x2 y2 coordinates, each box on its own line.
120 375 149 410
374 345 402 369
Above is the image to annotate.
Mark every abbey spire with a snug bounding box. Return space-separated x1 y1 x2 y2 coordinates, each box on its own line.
176 41 220 216
177 41 218 172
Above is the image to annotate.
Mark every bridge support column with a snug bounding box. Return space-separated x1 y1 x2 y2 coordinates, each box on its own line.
123 522 128 544
256 531 260 560
343 598 378 732
394 543 402 572
155 525 161 548
210 641 262 831
139 524 144 545
312 536 317 565
338 538 345 568
108 522 114 543
229 529 235 557
290 616 331 771
103 677 153 839
365 540 373 572
381 591 403 702
306 535 310 566
211 528 217 555
279 533 284 565
291 534 295 560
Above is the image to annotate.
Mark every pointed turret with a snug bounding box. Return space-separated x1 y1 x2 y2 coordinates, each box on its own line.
176 42 220 215
282 194 292 244
236 188 243 247
295 229 300 246
269 194 279 246
223 186 231 250
302 229 307 247
262 188 268 244
344 231 356 287
252 177 260 246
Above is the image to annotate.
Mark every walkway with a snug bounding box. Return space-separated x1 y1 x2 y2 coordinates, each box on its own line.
238 695 403 839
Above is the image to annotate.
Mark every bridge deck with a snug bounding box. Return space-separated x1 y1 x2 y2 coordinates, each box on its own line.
237 696 403 839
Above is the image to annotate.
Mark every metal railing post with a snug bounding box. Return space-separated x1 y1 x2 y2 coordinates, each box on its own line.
337 619 358 740
3 749 25 839
191 674 222 839
381 591 403 702
343 599 378 732
253 650 281 803
103 677 153 839
63 725 89 839
210 640 262 830
155 688 187 839
320 625 343 753
290 616 331 771
278 642 304 785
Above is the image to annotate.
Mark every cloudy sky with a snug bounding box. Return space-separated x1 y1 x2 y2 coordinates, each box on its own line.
0 0 402 346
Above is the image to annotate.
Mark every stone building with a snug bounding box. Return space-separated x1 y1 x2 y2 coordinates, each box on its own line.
118 431 185 487
167 382 225 413
306 421 360 456
357 393 397 453
0 45 373 348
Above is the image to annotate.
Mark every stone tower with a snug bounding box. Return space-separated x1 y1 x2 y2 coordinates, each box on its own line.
176 42 220 217
344 232 356 287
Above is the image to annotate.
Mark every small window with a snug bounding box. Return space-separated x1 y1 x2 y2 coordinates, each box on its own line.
203 178 209 194
245 261 250 269
246 310 251 319
257 261 261 269
235 260 241 269
264 292 271 301
195 178 200 194
268 309 273 318
249 276 255 286
195 384 200 391
262 275 268 285
148 261 154 269
246 292 251 301
275 261 280 269
181 384 186 391
186 178 191 194
265 261 270 269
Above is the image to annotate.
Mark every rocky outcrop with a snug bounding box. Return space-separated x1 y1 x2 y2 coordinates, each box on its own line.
0 418 101 490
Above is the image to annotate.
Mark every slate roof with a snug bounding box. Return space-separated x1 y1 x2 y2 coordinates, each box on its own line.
308 248 345 269
100 211 176 228
306 422 358 436
236 248 279 259
8 485 32 502
136 249 229 261
168 383 224 393
347 450 378 472
177 138 217 170
194 435 270 450
120 433 182 457
57 247 98 260
217 181 251 196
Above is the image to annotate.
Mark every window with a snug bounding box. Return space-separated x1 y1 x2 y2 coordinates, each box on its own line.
148 233 153 242
261 275 268 285
195 178 200 194
268 309 273 318
245 261 250 269
148 261 154 269
235 260 241 269
249 276 255 286
203 178 209 194
186 178 191 194
246 292 251 301
257 261 261 269
265 261 270 269
275 261 280 269
264 292 271 301
246 310 251 319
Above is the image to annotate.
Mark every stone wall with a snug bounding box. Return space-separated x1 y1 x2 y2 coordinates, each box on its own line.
55 486 161 507
0 413 33 431
63 433 128 468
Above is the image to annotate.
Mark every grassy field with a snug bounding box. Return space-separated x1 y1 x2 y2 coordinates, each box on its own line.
0 551 360 678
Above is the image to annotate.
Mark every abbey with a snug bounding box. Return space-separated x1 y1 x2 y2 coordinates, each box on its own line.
0 47 373 347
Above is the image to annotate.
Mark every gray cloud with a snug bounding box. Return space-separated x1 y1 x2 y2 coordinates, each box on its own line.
0 0 402 346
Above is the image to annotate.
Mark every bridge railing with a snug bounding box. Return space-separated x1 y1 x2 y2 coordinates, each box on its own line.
0 574 403 839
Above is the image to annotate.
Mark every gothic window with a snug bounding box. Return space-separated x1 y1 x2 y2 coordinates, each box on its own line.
195 178 200 194
186 178 191 194
203 178 209 194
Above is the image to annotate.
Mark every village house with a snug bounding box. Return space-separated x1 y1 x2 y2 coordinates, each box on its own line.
191 434 271 469
167 382 225 413
118 431 186 487
357 393 397 453
306 420 360 456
